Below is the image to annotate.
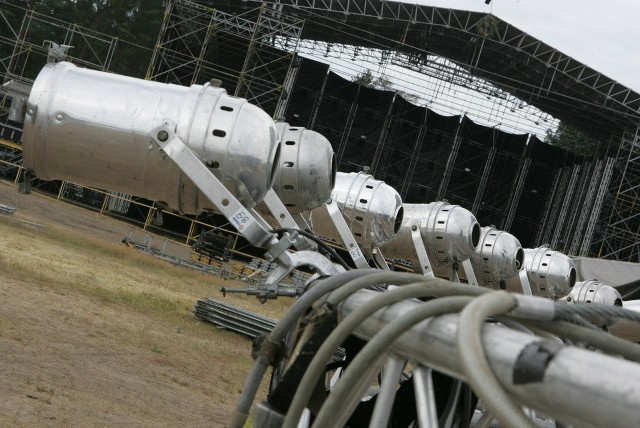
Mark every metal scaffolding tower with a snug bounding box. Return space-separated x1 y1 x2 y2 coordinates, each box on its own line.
231 0 640 137
1 6 119 86
146 0 303 116
596 129 640 261
0 0 148 203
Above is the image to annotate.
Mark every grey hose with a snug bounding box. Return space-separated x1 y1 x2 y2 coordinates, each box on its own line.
457 291 536 428
311 296 472 428
555 303 640 324
282 278 480 428
325 271 439 306
522 319 640 362
496 317 563 343
227 269 376 428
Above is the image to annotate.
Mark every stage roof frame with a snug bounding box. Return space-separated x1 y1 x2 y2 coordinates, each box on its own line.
209 0 640 138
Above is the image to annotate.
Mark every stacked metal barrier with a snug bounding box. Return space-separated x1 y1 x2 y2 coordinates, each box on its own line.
194 298 276 339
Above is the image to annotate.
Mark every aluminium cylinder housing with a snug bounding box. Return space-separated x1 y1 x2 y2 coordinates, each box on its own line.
22 61 280 214
382 202 481 270
271 121 336 213
471 226 524 289
564 280 622 328
311 171 403 251
523 247 576 299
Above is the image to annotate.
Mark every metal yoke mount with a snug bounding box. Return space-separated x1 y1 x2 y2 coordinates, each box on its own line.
149 121 342 299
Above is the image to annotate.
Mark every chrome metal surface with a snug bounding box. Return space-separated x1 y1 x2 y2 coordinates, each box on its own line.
470 226 524 289
411 223 435 277
261 249 345 298
149 122 276 248
413 366 439 428
259 189 315 251
461 259 479 286
22 62 280 213
310 172 403 252
563 280 623 327
369 358 405 428
194 298 276 339
522 247 576 299
272 121 335 213
340 289 640 428
381 202 480 272
324 198 369 268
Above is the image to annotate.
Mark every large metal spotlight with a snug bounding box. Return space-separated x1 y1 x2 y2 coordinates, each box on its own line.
22 61 280 214
311 171 404 255
270 121 335 213
562 280 623 328
521 246 576 299
381 201 480 277
470 226 524 289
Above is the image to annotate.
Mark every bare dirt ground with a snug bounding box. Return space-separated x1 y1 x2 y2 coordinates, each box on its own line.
0 181 291 427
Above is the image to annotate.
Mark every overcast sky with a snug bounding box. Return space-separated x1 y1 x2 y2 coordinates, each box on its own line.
409 0 640 93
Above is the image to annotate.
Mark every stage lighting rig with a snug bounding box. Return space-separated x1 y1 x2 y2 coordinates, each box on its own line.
561 280 623 328
507 246 576 298
469 226 525 290
381 201 481 282
21 61 343 300
309 171 404 269
254 121 336 251
270 121 336 214
22 62 279 212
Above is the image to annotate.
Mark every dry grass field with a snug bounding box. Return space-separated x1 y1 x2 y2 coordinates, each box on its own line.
0 182 291 426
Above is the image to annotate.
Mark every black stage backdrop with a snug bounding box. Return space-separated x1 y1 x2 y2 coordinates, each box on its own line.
284 57 579 247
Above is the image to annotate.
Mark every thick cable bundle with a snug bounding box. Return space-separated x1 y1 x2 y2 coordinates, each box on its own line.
230 270 640 428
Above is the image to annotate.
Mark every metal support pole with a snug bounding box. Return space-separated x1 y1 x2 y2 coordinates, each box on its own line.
413 366 439 428
461 259 479 286
273 52 300 119
410 224 435 278
369 358 405 428
534 166 565 245
57 180 66 200
370 93 397 174
550 165 580 249
580 157 615 256
437 117 463 200
563 161 593 254
472 141 497 214
569 160 602 255
323 200 369 269
335 93 359 167
504 153 531 232
400 113 428 200
308 69 329 129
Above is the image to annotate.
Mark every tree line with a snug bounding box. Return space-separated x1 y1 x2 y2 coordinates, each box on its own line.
1 0 165 78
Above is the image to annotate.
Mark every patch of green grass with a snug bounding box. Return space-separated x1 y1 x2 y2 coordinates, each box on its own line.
150 345 164 354
36 384 55 395
170 376 189 387
0 220 190 309
89 287 184 315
